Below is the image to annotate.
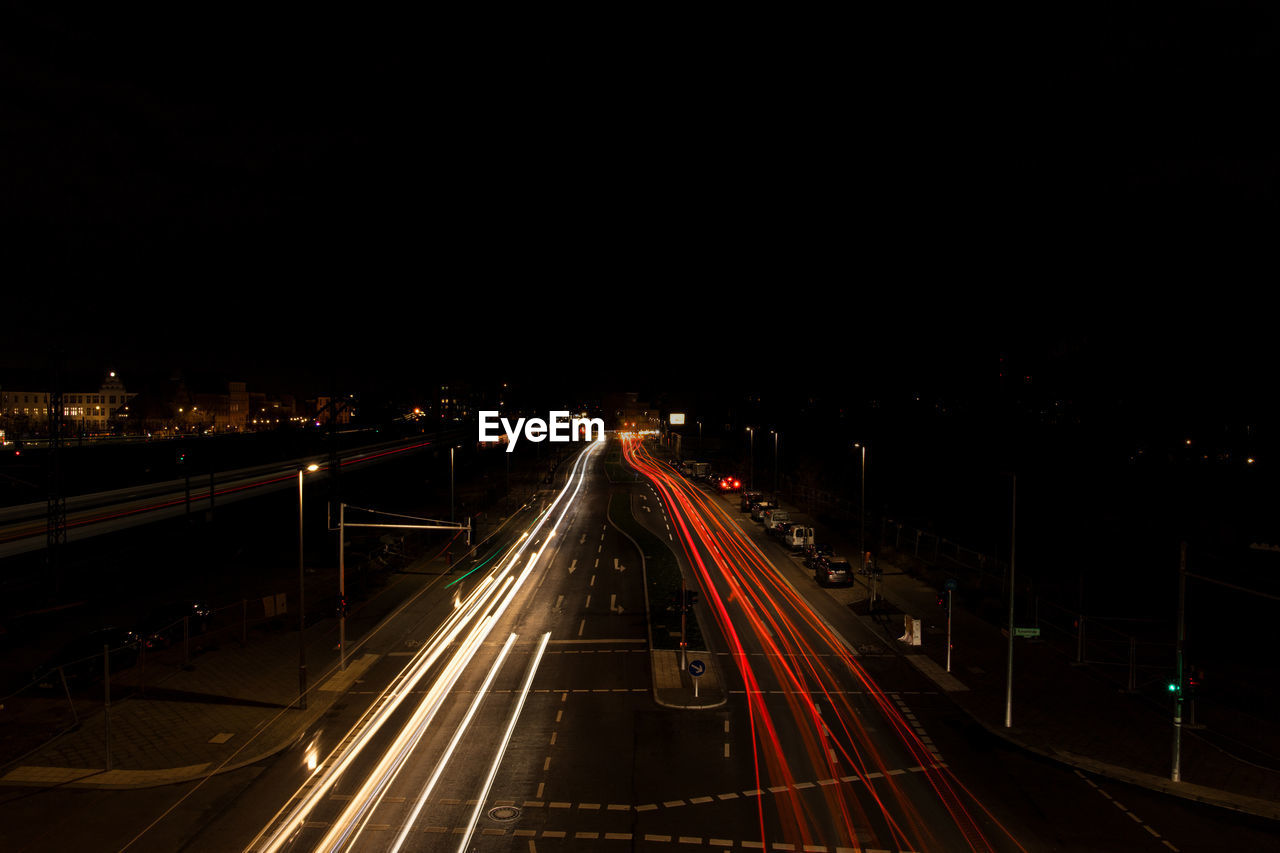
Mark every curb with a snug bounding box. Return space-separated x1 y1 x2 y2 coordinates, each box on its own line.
827 546 1280 823
607 467 726 711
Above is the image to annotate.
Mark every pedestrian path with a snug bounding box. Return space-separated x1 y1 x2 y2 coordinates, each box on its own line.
752 490 1280 821
0 558 449 790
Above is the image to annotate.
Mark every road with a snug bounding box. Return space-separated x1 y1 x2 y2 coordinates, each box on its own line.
622 435 1023 852
6 434 1279 852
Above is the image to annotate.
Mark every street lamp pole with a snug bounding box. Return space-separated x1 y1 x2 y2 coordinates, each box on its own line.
772 430 779 495
854 443 866 571
747 427 755 491
338 501 346 672
1005 472 1017 728
1172 541 1187 781
297 464 318 709
450 447 456 524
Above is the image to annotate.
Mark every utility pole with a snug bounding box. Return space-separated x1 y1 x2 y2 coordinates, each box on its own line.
1005 473 1016 729
1172 541 1187 782
46 352 66 597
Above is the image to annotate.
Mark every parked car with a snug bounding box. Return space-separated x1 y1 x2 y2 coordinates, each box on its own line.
717 475 742 493
136 600 212 649
815 555 853 587
781 524 815 550
751 501 776 522
33 627 141 689
803 542 834 568
740 490 764 512
762 508 791 533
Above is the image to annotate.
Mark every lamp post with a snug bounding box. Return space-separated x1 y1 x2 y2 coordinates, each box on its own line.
746 427 755 491
1005 472 1017 729
771 430 779 494
297 463 319 710
853 443 867 570
450 446 456 523
338 501 346 672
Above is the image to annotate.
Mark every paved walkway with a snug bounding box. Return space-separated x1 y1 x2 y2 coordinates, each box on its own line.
0 555 451 790
763 492 1280 822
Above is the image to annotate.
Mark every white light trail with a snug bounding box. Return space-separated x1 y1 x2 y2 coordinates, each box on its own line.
387 632 520 853
245 440 601 853
456 631 552 853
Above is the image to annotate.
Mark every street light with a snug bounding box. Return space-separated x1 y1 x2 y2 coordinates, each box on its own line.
771 430 779 494
297 463 319 710
853 443 866 571
1005 472 1017 729
746 427 755 491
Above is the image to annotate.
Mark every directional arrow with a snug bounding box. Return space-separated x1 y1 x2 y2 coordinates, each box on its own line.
610 594 624 614
614 558 626 573
568 559 578 575
643 505 651 512
579 534 587 545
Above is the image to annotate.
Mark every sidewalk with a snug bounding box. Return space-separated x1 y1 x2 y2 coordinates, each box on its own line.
0 557 450 790
768 494 1280 822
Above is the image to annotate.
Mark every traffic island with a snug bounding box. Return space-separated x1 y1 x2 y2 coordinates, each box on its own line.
606 487 725 710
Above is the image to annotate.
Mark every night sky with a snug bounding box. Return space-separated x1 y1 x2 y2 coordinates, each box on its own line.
3 6 1275 405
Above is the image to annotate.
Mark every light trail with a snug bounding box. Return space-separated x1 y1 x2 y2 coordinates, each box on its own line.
623 435 1025 852
455 631 552 853
245 438 604 853
0 437 440 547
387 632 520 853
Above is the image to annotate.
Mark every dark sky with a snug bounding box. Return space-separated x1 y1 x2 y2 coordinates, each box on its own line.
3 7 1276 405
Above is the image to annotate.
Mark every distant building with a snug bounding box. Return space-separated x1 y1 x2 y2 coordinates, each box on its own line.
0 370 136 435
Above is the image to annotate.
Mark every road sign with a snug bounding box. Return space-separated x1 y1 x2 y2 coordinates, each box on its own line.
1013 626 1041 638
944 578 958 591
688 659 705 677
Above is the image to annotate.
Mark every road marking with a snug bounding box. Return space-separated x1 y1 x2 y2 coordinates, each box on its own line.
1074 769 1177 850
536 782 544 799
577 619 585 637
585 595 591 608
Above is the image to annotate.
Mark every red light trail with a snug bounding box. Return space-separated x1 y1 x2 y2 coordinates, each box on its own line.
623 435 1025 852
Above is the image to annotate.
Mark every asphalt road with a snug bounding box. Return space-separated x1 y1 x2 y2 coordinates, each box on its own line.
5 435 1280 853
